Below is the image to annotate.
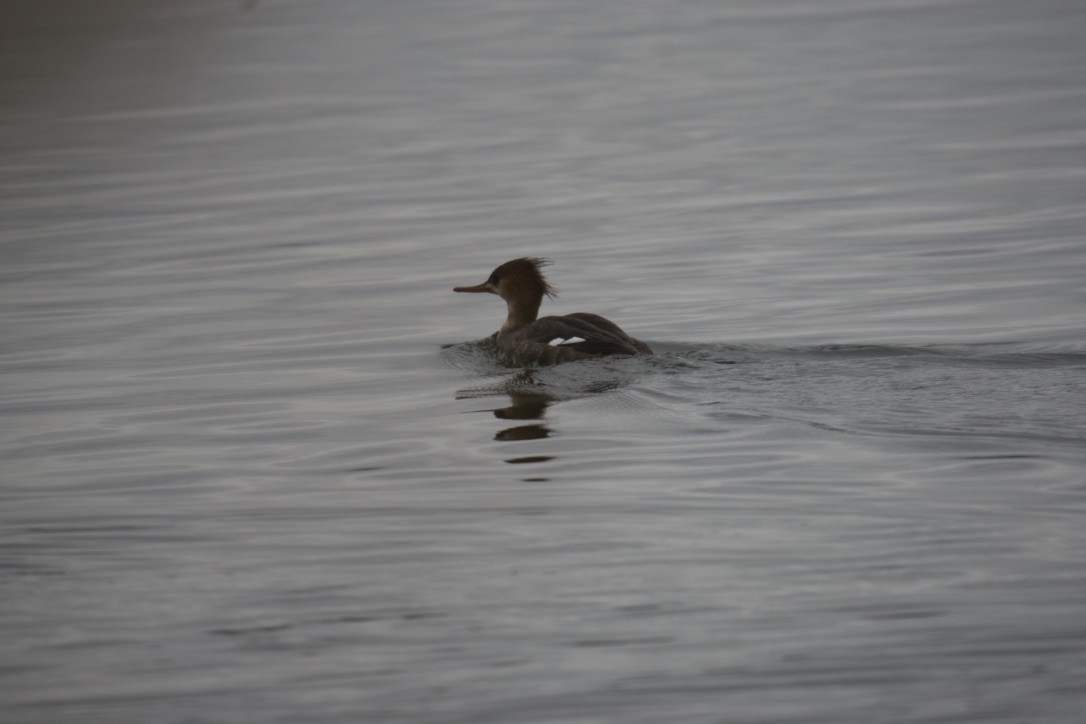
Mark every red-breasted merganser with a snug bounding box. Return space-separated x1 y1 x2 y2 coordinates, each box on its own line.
454 257 653 365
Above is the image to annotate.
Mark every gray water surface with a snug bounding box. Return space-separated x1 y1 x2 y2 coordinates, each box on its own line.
2 1 1085 722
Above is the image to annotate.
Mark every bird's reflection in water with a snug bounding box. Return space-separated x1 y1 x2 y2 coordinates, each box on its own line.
457 372 560 475
495 424 550 442
492 392 552 442
456 366 636 479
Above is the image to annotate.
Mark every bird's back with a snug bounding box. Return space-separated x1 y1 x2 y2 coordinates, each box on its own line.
498 313 652 365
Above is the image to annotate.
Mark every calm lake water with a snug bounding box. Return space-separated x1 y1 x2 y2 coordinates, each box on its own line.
2 0 1085 721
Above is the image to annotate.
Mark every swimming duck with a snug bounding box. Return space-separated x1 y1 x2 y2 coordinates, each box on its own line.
454 257 653 365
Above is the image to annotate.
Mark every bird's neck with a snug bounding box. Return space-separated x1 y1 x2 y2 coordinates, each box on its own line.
500 295 541 334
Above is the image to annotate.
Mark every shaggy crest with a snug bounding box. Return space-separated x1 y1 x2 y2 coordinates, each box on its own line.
489 257 558 300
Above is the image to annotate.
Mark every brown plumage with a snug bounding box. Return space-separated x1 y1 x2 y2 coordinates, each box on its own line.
453 258 653 366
